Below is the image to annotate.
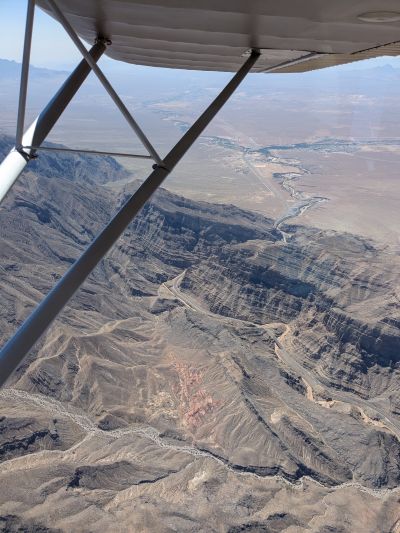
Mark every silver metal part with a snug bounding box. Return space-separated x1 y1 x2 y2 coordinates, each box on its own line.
16 0 35 149
0 41 106 204
46 0 163 166
0 50 260 387
23 145 153 159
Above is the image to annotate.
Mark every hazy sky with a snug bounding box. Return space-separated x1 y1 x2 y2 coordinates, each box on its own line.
1 0 400 72
0 0 85 68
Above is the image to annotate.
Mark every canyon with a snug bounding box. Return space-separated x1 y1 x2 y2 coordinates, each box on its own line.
0 134 399 531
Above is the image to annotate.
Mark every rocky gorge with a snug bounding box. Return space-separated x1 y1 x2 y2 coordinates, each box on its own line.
0 134 399 531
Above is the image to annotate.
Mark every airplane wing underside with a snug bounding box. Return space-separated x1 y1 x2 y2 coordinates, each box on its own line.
36 0 400 73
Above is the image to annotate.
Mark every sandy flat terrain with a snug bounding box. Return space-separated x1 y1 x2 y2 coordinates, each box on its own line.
277 147 400 246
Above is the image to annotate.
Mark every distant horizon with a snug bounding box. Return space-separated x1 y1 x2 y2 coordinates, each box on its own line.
2 54 400 78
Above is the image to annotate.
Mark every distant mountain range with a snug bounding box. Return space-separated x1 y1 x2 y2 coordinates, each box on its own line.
0 58 69 80
0 134 129 186
2 55 400 88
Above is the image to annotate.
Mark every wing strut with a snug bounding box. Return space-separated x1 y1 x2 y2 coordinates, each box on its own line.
0 35 107 203
0 0 163 205
15 0 35 150
0 49 260 387
46 0 163 166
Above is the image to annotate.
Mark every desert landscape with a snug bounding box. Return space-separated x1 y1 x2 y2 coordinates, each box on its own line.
0 57 399 531
0 130 399 531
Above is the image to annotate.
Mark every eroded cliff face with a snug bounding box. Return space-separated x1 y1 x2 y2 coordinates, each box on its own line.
181 226 399 397
0 138 399 531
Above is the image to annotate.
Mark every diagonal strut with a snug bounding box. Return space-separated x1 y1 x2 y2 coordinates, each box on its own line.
0 49 260 387
46 0 163 166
